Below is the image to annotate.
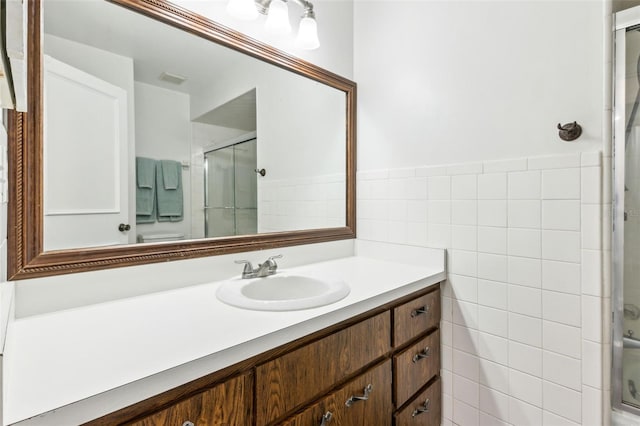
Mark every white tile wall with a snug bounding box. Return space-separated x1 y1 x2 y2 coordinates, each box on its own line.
509 341 542 377
508 256 541 288
259 174 346 232
480 387 510 423
356 152 605 426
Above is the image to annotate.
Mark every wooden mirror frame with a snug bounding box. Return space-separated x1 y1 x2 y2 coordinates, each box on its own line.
7 0 356 280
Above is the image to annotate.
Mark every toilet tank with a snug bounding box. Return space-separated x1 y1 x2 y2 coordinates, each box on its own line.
137 232 185 243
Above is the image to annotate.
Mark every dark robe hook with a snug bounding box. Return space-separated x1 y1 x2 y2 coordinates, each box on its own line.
557 121 582 142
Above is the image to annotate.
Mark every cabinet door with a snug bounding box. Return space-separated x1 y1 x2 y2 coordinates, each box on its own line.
280 360 393 426
128 373 252 426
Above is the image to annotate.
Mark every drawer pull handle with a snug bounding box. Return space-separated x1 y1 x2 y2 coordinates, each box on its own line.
411 399 430 417
320 411 333 425
412 347 431 362
183 422 195 426
345 383 373 407
411 306 429 317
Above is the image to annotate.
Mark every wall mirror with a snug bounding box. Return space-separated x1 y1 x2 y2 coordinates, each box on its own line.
8 0 356 279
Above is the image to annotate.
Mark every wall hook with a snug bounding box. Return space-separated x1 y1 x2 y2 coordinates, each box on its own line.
255 168 266 177
557 121 582 142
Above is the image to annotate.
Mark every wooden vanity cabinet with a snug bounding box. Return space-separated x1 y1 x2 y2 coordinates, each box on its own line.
391 289 442 425
89 285 442 426
126 373 252 426
279 360 393 426
255 312 391 425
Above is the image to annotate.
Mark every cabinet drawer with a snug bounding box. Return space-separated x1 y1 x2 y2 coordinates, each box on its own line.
127 373 252 426
256 312 391 425
280 360 393 426
394 377 441 426
394 329 440 407
393 289 440 347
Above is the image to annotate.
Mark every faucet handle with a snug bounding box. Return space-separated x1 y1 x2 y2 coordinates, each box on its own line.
266 254 283 268
260 255 283 275
234 260 255 277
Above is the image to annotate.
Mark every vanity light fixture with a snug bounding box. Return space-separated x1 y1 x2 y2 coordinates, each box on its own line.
226 0 320 50
264 0 291 34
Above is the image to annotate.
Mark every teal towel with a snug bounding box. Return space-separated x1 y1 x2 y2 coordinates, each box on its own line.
136 157 156 219
136 197 156 224
161 159 179 190
156 160 183 222
136 157 156 189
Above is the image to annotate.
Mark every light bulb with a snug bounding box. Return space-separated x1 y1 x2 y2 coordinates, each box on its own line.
264 0 291 35
226 0 258 20
295 16 320 50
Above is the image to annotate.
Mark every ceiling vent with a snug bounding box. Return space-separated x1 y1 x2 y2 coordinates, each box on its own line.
159 71 187 85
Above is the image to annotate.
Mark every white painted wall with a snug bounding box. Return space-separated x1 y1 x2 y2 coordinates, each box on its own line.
353 1 610 425
190 62 346 182
354 0 604 170
134 82 192 240
0 109 14 426
0 113 12 349
171 0 354 80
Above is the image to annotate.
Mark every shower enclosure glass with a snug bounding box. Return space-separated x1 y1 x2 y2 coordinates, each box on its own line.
614 8 640 414
204 138 257 238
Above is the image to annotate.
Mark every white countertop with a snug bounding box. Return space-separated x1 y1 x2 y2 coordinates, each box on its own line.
4 250 445 425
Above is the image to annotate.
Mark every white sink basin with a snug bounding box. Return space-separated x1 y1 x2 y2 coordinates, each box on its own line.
216 273 350 311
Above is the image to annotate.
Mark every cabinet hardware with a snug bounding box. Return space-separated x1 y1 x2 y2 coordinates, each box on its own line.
412 347 431 363
411 399 430 417
410 306 429 317
182 422 195 426
320 411 333 425
345 383 373 407
118 223 131 232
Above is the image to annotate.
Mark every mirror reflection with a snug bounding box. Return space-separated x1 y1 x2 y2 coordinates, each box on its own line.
42 0 347 251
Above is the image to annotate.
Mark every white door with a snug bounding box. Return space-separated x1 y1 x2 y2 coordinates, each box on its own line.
43 55 130 250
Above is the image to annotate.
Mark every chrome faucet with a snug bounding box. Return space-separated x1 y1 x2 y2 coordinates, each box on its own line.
235 255 282 278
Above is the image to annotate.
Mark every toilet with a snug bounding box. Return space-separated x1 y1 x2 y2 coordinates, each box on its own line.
137 232 185 243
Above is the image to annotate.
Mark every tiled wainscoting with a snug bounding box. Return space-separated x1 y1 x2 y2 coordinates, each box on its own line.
357 152 607 425
258 174 346 232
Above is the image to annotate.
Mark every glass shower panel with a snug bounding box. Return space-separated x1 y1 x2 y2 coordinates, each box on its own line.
204 139 257 238
234 139 257 235
615 21 640 413
205 146 235 238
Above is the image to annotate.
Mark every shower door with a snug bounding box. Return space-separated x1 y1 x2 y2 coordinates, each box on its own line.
614 8 640 414
204 139 257 238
